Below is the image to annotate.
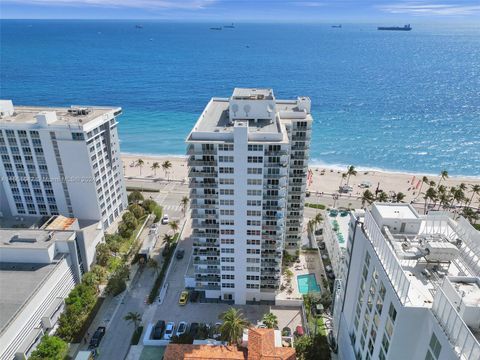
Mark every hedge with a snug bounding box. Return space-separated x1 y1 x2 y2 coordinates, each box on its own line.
148 234 179 303
305 203 326 210
131 326 144 345
126 186 160 193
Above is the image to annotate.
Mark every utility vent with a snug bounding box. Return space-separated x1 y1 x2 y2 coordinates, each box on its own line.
68 107 91 116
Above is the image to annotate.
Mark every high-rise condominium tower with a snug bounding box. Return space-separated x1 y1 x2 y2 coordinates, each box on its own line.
186 88 313 305
0 101 127 229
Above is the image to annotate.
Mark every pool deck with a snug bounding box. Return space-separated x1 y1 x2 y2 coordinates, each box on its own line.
276 251 325 303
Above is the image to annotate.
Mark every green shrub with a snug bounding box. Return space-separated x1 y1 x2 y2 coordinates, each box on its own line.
131 326 144 345
148 234 178 303
128 190 144 204
127 187 159 193
474 224 480 231
128 203 145 219
153 205 163 223
142 199 157 213
118 222 134 239
305 203 326 210
95 243 111 267
29 335 68 360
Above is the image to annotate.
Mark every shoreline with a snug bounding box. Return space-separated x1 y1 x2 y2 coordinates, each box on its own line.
121 153 480 208
121 152 480 180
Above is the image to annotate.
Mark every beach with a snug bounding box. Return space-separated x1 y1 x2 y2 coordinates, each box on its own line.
121 154 480 208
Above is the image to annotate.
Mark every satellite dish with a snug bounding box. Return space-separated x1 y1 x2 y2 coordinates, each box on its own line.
244 104 251 116
231 103 239 116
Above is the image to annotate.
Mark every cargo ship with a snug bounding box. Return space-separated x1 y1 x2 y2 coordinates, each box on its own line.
378 24 412 31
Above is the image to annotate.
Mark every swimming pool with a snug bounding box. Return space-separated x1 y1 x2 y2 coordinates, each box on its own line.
297 274 321 294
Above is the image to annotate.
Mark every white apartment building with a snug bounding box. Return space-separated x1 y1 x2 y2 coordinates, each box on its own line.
186 88 313 305
0 216 103 360
333 203 480 360
0 100 127 229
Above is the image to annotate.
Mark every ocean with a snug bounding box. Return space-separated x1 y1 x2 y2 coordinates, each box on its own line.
1 20 479 176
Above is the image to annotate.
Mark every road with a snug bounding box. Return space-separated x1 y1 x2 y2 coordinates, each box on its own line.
81 181 185 359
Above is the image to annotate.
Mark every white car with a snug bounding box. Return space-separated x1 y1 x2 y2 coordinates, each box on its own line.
163 322 175 340
161 214 169 225
176 321 188 337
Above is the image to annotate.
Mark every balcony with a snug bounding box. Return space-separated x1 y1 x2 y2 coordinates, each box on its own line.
189 181 218 189
264 173 287 179
187 146 216 155
193 258 220 266
196 275 221 282
190 201 218 209
265 150 288 156
189 170 218 178
291 144 310 151
191 211 217 220
192 223 219 230
188 158 217 167
194 249 220 256
265 162 288 168
192 230 219 238
195 267 220 274
196 284 221 291
190 192 218 199
193 240 219 247
262 224 283 231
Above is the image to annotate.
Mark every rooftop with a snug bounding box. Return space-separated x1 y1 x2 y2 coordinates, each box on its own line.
374 203 420 220
232 88 274 100
0 100 120 128
163 328 295 360
0 229 75 249
0 262 59 332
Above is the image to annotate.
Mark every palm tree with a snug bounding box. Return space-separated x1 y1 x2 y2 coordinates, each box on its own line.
438 170 449 188
452 188 466 219
147 258 160 276
339 173 347 187
395 192 406 203
163 233 174 245
151 162 160 177
169 220 179 236
424 187 437 214
313 212 323 227
162 160 172 181
429 180 436 188
219 308 250 345
376 191 388 202
415 176 429 201
345 165 357 186
124 312 142 330
136 159 144 176
262 312 278 329
438 192 452 211
468 184 480 206
180 196 190 216
461 207 479 224
361 190 375 208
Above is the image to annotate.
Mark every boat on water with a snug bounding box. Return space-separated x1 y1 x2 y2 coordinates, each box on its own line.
331 25 342 28
378 24 412 31
135 25 143 29
224 23 235 28
210 27 222 31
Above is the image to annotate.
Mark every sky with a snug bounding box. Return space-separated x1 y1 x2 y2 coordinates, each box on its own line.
1 0 480 21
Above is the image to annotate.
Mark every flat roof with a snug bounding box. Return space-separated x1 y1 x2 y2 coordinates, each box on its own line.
193 99 279 135
0 105 120 127
0 229 75 249
0 262 58 332
232 88 274 100
450 278 480 307
374 203 419 220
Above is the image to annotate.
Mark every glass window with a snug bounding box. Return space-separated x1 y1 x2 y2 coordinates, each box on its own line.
388 303 397 323
428 332 442 359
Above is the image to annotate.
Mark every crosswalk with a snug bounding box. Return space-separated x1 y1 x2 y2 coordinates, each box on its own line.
162 204 182 212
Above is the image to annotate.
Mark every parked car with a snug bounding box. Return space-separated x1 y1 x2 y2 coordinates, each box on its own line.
88 326 106 349
190 290 199 303
152 320 166 340
325 265 333 273
149 224 158 234
327 272 335 280
178 291 189 305
163 322 175 340
161 214 170 224
318 242 326 250
176 249 185 260
213 322 222 340
176 321 188 337
189 322 199 338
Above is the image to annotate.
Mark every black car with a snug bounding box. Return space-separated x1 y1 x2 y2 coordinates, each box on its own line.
88 326 106 349
190 290 199 303
188 322 199 338
176 249 185 260
152 320 166 339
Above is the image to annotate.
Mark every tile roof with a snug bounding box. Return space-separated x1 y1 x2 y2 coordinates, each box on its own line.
164 329 296 360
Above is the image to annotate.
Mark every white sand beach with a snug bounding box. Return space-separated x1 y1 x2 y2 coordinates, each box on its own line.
121 154 480 207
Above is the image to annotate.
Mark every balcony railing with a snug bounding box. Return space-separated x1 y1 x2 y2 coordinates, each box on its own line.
190 201 218 209
189 170 218 178
188 159 218 167
196 284 221 291
189 181 218 189
363 210 410 305
265 150 288 156
192 230 219 238
431 285 480 360
194 250 220 256
196 275 221 282
193 259 220 266
264 173 287 179
192 221 219 229
195 267 220 274
190 192 218 199
187 146 216 155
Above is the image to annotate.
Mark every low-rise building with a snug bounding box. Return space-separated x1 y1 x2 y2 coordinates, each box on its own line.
0 215 103 360
164 328 295 360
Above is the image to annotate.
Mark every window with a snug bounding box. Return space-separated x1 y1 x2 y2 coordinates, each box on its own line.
388 303 397 323
246 275 259 281
247 179 262 185
219 167 234 174
248 144 263 151
220 178 234 185
247 156 263 163
222 274 235 279
72 132 85 140
221 248 234 254
247 168 262 175
218 144 234 151
426 332 441 360
246 284 259 289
